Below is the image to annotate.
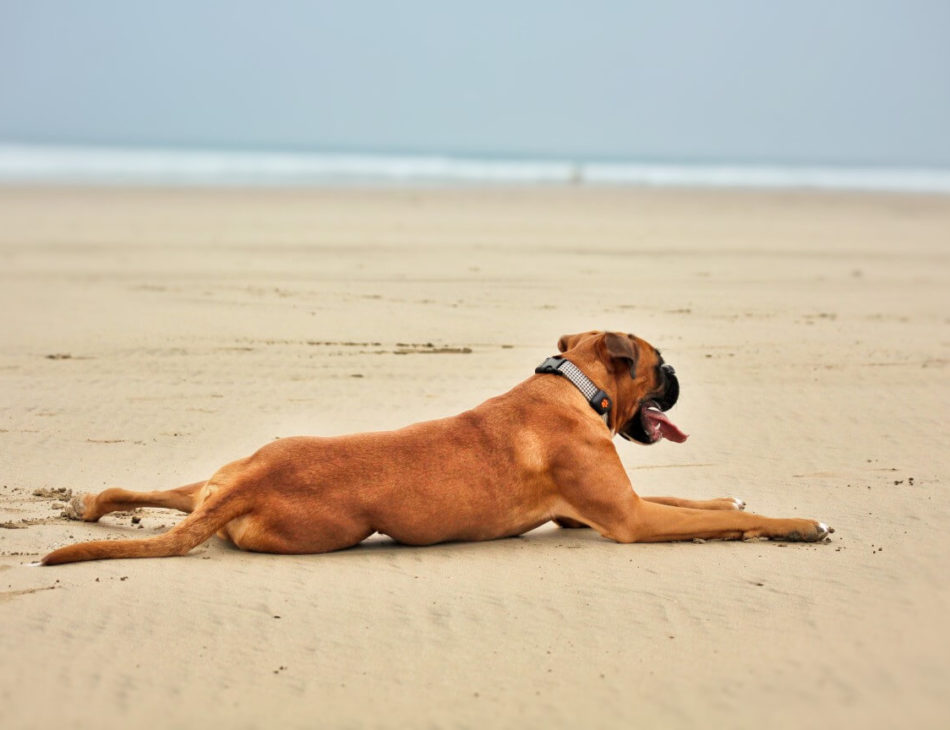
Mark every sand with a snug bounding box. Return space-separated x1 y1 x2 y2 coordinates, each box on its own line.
1 185 948 729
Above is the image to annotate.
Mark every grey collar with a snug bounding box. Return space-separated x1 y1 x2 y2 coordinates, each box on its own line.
534 356 612 425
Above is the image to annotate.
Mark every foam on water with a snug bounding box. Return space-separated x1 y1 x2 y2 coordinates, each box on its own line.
1 143 949 193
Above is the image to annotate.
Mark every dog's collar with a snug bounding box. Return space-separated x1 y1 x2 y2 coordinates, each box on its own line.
535 356 612 425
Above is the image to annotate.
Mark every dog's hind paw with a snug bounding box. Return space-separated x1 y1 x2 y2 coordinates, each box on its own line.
62 493 97 522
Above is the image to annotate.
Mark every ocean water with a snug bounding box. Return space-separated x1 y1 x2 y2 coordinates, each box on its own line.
1 143 949 193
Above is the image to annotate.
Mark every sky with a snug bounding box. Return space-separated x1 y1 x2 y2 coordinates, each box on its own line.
1 0 949 167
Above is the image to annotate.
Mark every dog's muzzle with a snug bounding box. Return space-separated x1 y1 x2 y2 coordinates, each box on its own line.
654 363 679 411
619 363 687 444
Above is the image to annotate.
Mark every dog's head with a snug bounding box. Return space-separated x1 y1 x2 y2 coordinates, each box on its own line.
556 330 687 444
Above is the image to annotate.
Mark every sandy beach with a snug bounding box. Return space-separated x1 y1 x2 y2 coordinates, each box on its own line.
1 185 948 729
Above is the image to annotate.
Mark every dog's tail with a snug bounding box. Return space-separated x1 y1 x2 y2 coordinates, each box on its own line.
41 489 249 566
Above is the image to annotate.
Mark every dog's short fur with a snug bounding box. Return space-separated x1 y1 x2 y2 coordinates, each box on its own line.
42 330 829 565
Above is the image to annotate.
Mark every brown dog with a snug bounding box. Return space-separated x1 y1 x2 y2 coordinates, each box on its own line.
41 330 830 565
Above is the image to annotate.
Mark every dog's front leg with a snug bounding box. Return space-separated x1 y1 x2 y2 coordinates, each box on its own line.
556 449 829 543
608 499 831 543
554 496 744 528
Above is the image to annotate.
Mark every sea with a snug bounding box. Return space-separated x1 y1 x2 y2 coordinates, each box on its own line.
1 143 949 193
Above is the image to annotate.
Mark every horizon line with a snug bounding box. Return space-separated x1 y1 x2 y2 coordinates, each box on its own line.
2 142 949 193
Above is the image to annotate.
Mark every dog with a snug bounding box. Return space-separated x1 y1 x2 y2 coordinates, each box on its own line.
41 330 830 565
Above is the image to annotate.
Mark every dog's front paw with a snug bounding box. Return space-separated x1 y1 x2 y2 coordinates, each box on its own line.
62 493 99 522
778 520 833 543
741 520 833 543
709 497 745 510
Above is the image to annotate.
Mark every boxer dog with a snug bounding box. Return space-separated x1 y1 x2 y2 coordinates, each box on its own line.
41 330 830 565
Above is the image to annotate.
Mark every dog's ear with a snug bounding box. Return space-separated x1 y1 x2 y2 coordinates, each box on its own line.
558 331 598 352
602 332 639 375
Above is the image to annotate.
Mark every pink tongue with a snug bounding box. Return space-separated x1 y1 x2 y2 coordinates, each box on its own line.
642 407 689 443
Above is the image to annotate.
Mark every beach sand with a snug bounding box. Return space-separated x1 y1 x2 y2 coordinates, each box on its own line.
1 186 948 729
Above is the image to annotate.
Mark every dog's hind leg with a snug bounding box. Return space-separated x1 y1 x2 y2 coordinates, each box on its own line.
42 483 251 565
65 481 206 522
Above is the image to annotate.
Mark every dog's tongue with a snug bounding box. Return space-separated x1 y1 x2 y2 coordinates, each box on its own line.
643 407 689 443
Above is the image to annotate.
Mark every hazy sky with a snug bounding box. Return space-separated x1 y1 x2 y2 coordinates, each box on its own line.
2 1 948 166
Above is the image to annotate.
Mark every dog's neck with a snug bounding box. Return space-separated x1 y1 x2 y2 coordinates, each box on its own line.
534 356 612 427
